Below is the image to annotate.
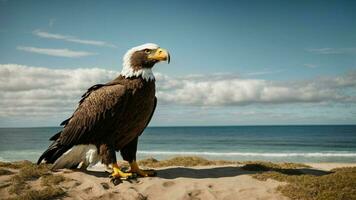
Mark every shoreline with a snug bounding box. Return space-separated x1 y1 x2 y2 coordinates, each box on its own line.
1 157 355 200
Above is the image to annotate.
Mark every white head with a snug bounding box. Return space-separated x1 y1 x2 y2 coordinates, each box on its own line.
121 43 170 81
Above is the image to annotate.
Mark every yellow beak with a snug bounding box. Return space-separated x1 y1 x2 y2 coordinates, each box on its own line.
148 48 170 63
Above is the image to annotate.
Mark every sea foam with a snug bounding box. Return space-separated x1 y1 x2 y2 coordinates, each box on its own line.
138 151 356 157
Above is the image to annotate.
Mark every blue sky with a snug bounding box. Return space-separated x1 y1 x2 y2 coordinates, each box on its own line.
0 0 356 127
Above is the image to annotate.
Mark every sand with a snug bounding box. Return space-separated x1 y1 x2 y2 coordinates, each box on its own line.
0 161 355 200
59 165 289 200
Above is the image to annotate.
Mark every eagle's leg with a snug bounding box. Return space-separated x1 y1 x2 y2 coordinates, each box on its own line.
100 144 133 180
121 137 156 177
129 161 156 177
111 163 133 179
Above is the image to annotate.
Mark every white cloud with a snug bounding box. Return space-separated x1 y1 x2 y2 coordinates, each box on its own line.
33 30 117 48
17 46 97 58
307 48 356 55
156 72 356 106
0 64 118 117
0 64 355 120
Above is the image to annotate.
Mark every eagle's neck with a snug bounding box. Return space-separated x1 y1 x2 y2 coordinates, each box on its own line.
120 67 155 82
116 75 155 90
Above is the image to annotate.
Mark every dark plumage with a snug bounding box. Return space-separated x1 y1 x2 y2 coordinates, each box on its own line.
38 76 156 165
37 43 169 178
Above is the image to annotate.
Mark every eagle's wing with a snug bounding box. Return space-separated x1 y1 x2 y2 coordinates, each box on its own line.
58 83 130 146
139 97 157 136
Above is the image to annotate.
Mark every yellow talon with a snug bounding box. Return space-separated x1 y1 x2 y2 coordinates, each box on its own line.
110 163 133 180
129 161 156 177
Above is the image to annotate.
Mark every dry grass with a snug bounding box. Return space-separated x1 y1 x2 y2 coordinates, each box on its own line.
0 168 13 176
0 161 33 169
242 160 310 169
137 157 308 169
7 175 29 195
7 187 65 200
7 162 52 194
40 174 66 186
138 156 237 168
2 161 66 199
16 163 51 181
247 162 356 200
241 161 310 176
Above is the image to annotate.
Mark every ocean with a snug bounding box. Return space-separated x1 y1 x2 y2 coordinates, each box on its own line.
0 125 355 163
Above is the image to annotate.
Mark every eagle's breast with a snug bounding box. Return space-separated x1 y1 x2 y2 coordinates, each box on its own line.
114 78 156 149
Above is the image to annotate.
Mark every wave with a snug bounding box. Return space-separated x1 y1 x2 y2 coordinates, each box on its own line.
0 150 42 162
1 150 355 163
137 151 356 157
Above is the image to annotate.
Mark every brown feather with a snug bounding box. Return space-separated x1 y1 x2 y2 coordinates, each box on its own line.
54 75 156 164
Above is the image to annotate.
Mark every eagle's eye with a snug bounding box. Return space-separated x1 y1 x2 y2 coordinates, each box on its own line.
144 49 151 54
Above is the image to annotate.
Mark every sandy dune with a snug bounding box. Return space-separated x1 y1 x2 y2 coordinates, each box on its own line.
59 165 289 200
1 161 355 200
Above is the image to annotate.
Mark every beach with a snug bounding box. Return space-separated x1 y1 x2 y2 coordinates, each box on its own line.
1 157 355 200
0 126 355 199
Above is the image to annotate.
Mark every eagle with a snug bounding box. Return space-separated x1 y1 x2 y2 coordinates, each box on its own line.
38 43 170 181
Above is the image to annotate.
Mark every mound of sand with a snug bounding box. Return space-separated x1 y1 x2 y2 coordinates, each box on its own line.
0 157 355 200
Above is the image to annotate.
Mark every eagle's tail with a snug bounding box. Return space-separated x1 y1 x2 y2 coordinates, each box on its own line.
37 131 73 168
37 139 71 166
37 132 101 169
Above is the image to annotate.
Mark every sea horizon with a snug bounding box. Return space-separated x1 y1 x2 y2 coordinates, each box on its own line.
1 125 355 163
1 124 356 128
